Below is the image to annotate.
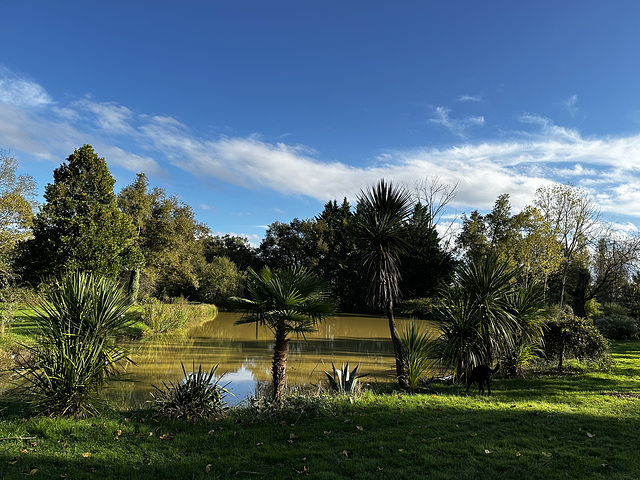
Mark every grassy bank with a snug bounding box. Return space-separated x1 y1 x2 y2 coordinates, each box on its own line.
0 342 638 479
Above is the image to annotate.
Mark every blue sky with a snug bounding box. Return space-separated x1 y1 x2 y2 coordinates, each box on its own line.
2 1 640 244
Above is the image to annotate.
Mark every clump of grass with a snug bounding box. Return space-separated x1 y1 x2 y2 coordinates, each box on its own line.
150 362 231 421
141 298 218 333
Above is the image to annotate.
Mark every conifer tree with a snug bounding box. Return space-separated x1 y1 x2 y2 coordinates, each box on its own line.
19 145 138 281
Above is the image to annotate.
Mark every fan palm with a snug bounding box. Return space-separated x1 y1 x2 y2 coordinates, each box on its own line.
354 179 413 389
230 267 335 402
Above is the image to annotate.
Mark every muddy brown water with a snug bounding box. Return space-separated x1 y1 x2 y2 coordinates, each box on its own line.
106 312 437 407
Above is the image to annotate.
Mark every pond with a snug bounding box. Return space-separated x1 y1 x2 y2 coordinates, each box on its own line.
106 312 436 407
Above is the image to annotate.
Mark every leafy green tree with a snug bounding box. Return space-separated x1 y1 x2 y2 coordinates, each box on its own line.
0 150 36 285
230 267 335 402
354 180 413 389
534 184 601 306
196 256 243 306
258 218 328 271
316 198 359 310
401 201 455 300
118 173 208 299
203 234 257 272
19 145 137 282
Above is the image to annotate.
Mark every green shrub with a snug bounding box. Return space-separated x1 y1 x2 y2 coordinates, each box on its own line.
595 314 640 340
150 362 231 421
399 321 436 391
399 298 433 319
542 306 613 370
17 272 133 418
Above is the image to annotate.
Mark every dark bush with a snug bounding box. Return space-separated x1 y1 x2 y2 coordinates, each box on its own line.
542 306 613 370
594 314 640 340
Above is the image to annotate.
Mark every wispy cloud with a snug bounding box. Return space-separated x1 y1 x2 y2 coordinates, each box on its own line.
458 94 483 103
429 106 485 138
3 67 640 223
562 94 579 117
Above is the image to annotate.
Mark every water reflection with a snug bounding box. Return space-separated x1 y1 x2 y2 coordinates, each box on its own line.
107 312 435 407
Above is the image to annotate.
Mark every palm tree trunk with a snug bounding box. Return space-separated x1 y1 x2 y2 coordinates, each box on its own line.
272 324 289 402
386 303 409 390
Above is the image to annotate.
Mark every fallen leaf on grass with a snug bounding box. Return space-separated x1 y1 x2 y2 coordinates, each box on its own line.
484 450 493 454
160 434 174 440
470 433 477 437
377 466 384 471
256 442 264 446
204 464 212 473
19 448 28 453
8 456 21 465
82 453 91 458
295 465 309 475
398 449 405 452
542 452 552 457
516 452 521 457
290 434 299 440
587 432 596 438
26 468 37 475
342 450 350 457
356 425 363 431
323 431 331 435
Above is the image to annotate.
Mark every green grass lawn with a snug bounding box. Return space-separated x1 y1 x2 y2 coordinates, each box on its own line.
0 342 638 479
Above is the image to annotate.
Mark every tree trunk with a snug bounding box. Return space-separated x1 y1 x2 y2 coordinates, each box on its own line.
272 324 289 403
386 303 409 390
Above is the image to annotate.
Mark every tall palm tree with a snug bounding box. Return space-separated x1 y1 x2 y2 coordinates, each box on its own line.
230 267 335 403
354 179 413 389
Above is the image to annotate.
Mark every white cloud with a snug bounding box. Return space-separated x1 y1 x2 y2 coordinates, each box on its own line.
430 106 485 138
0 67 51 107
562 94 579 117
458 94 483 103
4 67 640 227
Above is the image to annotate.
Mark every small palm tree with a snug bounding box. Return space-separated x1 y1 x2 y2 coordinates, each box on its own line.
354 179 413 389
230 267 335 403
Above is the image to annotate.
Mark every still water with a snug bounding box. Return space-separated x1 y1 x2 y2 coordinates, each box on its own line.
107 312 435 407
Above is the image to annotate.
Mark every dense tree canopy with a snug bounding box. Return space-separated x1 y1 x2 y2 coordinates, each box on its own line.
19 145 137 282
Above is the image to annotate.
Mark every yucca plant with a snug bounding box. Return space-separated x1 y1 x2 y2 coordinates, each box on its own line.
324 361 368 394
150 362 231 420
400 321 436 391
17 272 134 418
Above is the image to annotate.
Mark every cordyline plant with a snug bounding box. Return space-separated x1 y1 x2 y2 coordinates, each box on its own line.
17 271 134 418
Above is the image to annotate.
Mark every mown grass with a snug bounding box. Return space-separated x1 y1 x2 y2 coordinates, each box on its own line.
0 341 638 479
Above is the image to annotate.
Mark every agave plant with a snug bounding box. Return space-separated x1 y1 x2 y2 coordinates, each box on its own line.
150 362 231 420
17 271 134 418
324 361 368 394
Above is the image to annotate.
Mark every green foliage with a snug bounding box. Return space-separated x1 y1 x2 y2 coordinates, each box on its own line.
399 321 436 391
140 297 207 333
434 254 544 381
324 362 367 394
17 272 133 418
594 314 640 340
118 172 209 299
196 256 243 306
0 150 36 286
399 298 433 319
203 234 257 271
150 362 231 420
354 179 413 389
20 145 138 282
542 306 613 370
231 267 335 402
